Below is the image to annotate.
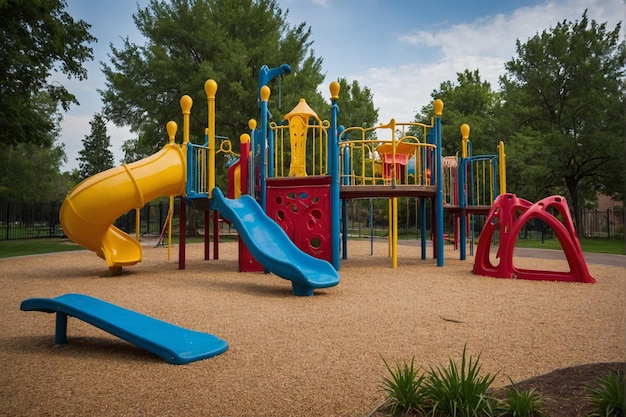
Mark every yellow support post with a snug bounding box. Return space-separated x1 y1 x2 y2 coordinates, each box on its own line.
392 197 398 268
205 79 218 198
180 95 192 145
498 141 506 195
165 120 178 262
461 124 470 159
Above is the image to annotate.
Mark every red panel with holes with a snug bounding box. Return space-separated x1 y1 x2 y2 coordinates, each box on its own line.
265 176 332 262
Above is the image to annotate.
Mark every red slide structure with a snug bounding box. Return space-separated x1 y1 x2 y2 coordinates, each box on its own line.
473 193 595 283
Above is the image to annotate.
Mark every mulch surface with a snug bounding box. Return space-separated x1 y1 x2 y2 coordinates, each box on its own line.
1 240 624 417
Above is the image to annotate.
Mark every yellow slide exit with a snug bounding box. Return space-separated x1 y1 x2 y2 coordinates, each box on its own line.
59 144 186 270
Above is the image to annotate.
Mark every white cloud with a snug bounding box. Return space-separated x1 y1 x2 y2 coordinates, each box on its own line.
343 0 624 125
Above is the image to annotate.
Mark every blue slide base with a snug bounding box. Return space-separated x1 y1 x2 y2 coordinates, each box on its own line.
210 188 339 296
20 294 228 365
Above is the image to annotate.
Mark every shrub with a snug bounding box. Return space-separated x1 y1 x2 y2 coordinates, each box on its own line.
380 355 427 415
496 384 547 417
584 370 625 417
423 345 498 417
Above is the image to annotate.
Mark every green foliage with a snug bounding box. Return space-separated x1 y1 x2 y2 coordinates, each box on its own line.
78 114 115 180
415 69 501 157
381 346 500 417
101 0 326 185
496 385 547 417
335 78 379 129
424 345 498 417
499 11 625 231
584 371 625 417
0 93 69 202
380 355 427 415
0 0 96 148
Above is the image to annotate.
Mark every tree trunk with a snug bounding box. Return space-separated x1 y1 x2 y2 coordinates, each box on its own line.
565 177 584 238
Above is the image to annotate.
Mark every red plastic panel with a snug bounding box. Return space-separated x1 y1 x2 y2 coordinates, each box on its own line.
266 177 332 262
473 193 595 283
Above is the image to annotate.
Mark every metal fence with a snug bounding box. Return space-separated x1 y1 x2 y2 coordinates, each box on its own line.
0 200 172 240
0 199 624 241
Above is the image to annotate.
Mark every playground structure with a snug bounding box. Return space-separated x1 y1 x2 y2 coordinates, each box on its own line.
20 293 228 364
59 63 594 291
473 193 596 283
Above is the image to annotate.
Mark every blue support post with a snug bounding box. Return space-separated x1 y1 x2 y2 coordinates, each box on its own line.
55 312 68 345
329 82 341 270
340 126 349 260
259 92 268 211
268 129 274 178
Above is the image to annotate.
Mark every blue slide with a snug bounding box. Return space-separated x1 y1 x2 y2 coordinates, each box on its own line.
21 294 228 364
210 188 340 296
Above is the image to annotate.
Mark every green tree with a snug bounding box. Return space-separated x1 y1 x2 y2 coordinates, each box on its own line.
335 78 379 130
0 0 96 148
0 93 68 202
499 11 625 234
77 114 115 180
100 0 326 188
0 141 69 202
414 69 500 156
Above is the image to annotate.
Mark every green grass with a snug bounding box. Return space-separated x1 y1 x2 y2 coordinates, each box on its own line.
0 235 238 259
1 235 623 259
0 239 84 258
513 237 625 255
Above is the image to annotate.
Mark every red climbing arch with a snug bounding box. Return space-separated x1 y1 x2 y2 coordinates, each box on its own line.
473 193 595 283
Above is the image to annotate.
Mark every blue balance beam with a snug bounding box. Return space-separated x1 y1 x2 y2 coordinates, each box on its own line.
20 294 228 365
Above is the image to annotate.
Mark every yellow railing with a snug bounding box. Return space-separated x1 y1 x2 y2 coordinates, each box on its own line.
338 119 437 187
269 119 330 177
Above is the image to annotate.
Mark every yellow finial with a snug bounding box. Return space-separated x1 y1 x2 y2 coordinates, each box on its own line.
260 85 271 102
240 133 250 144
330 81 340 100
204 79 218 99
180 95 193 114
166 121 177 143
460 123 470 139
248 119 257 130
433 99 443 116
460 123 470 158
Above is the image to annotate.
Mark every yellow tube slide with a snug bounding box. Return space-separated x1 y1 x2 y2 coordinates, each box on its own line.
60 144 186 269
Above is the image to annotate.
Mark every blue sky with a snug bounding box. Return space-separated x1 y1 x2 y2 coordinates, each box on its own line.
55 0 624 171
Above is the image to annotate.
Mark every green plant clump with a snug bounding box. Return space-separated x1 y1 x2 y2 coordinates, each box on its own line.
424 345 498 417
381 355 427 415
584 371 625 417
496 384 547 417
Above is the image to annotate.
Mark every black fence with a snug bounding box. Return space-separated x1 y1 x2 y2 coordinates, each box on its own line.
0 199 624 241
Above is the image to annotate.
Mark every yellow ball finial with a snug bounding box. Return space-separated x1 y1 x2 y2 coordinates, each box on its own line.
433 99 443 116
330 81 340 100
204 79 217 99
240 133 250 144
248 119 257 130
180 95 193 114
260 85 271 102
460 124 470 139
166 121 178 143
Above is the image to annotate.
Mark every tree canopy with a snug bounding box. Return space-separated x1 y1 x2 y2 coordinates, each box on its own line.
415 69 501 156
499 11 625 230
0 0 96 148
101 0 326 168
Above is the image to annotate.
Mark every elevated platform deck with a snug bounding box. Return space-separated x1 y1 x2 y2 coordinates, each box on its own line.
340 185 437 199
